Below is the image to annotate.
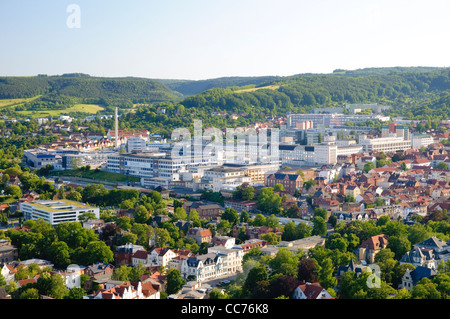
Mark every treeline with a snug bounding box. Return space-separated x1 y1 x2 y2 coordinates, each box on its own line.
177 67 450 120
157 75 281 96
0 75 183 113
4 67 450 124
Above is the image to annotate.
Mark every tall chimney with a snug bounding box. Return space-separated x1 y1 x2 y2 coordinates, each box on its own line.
115 107 119 148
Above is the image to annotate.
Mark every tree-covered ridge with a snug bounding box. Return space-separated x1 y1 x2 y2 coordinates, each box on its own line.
3 67 450 121
177 67 450 120
0 75 183 109
156 75 281 96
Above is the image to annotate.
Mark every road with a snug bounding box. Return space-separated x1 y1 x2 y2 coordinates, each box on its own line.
200 273 239 288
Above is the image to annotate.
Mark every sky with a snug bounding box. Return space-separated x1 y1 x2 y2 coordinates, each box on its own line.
1 0 450 80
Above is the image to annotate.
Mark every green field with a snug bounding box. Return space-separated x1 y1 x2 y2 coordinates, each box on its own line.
53 169 140 183
0 95 41 108
15 104 104 118
233 84 280 93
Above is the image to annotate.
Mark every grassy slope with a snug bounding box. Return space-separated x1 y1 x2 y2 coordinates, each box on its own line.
14 103 104 118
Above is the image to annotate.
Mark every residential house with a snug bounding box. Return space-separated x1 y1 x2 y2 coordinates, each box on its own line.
0 240 18 265
86 281 149 299
182 201 222 221
167 250 195 273
337 258 368 280
211 235 236 249
400 247 436 269
345 185 361 199
400 266 437 291
17 277 37 288
265 173 303 194
207 245 244 274
292 282 334 299
147 247 178 267
238 239 267 253
180 253 226 282
232 223 282 240
0 264 16 284
83 263 114 291
358 234 389 264
114 243 146 266
332 211 370 223
224 199 258 213
313 198 340 212
62 265 86 289
131 250 149 267
186 227 212 245
401 236 450 268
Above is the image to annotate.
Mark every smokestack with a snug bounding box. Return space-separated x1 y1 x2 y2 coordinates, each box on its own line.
115 107 119 148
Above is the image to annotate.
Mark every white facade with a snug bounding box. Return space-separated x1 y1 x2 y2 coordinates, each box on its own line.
148 248 178 267
359 135 412 153
280 143 337 166
63 265 86 289
292 283 334 299
181 254 226 282
287 113 390 129
207 246 244 274
127 135 148 153
19 200 100 226
410 134 435 149
23 148 61 170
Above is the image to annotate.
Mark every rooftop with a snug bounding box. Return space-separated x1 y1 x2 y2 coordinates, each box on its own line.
23 200 96 213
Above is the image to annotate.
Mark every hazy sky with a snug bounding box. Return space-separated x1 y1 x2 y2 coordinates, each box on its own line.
1 0 450 80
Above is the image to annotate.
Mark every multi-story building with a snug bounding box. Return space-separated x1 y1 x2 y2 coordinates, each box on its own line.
280 143 338 166
358 135 412 153
19 200 100 226
186 227 213 245
23 148 61 170
207 245 244 274
287 113 389 129
180 253 226 282
127 135 148 153
224 199 258 213
182 202 222 221
410 134 435 149
114 243 146 266
265 173 303 194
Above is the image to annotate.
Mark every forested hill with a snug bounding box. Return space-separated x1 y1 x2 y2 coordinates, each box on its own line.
177 66 450 121
155 76 281 96
2 67 450 121
0 74 183 106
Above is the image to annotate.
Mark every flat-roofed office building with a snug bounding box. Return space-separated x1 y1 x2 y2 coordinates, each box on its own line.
20 200 100 226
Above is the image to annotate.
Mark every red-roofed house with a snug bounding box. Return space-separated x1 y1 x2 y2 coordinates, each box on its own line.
292 282 334 299
412 158 432 167
16 277 37 288
358 234 389 263
186 227 212 245
148 247 178 267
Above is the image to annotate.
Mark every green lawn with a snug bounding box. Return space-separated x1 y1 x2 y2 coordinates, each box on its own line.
53 169 140 183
